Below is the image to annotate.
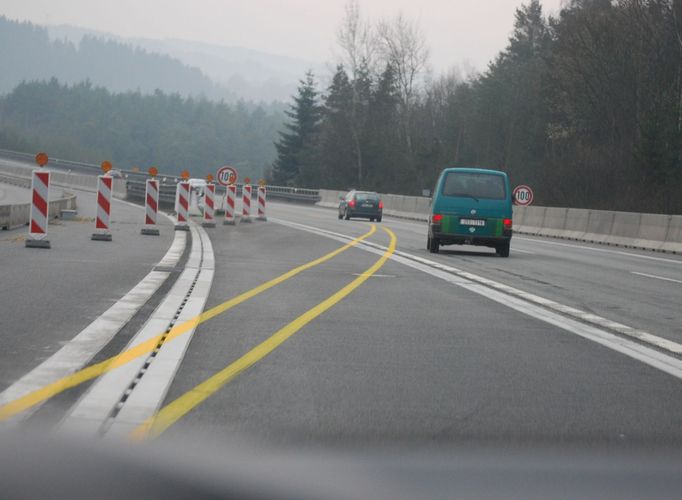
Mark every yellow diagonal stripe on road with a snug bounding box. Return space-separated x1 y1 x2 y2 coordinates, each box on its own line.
0 225 377 421
132 226 397 440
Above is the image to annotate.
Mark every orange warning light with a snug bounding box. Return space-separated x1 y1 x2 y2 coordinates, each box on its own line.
181 170 190 179
244 177 251 184
101 161 112 173
35 152 48 167
207 174 214 183
148 167 159 177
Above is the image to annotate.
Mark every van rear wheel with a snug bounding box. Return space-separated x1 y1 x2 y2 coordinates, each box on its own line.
428 236 440 253
496 241 510 257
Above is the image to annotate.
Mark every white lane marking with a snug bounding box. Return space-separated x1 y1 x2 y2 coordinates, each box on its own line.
515 237 682 265
272 218 682 369
511 248 536 255
632 272 682 285
60 221 215 437
351 273 396 278
0 212 186 427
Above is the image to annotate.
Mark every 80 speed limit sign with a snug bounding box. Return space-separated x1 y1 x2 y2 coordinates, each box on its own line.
512 185 534 206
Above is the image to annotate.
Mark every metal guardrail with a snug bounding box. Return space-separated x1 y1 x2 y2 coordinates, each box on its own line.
0 149 321 205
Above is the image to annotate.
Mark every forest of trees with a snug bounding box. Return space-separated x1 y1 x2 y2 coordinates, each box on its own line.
0 16 237 101
0 79 283 179
272 0 682 213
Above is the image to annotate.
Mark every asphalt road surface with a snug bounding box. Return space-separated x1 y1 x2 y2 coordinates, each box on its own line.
1 196 681 450
158 202 682 445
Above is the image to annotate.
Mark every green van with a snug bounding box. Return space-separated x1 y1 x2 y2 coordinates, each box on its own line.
427 168 513 257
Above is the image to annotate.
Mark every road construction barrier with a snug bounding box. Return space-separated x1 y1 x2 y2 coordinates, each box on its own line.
175 181 190 231
91 175 113 241
202 183 216 228
141 179 160 236
257 186 267 221
241 184 252 223
223 184 236 225
25 170 51 248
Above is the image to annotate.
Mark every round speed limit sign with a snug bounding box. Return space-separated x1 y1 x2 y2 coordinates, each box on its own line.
513 185 534 206
216 166 238 186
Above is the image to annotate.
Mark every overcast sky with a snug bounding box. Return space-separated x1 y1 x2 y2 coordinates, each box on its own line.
0 0 565 72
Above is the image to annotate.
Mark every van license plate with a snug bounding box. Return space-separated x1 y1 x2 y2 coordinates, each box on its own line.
460 219 485 226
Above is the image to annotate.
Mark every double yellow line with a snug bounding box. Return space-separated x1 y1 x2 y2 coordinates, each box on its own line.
0 224 388 422
133 226 397 439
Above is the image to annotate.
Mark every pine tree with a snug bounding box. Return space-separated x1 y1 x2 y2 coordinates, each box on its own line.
271 71 322 185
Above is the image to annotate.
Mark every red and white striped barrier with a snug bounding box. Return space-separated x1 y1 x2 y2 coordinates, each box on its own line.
91 175 113 241
175 181 190 231
241 184 252 223
141 178 160 236
256 186 267 221
202 183 216 228
223 184 236 225
25 170 51 248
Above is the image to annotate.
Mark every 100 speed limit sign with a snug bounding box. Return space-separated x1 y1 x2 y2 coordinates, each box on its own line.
512 185 534 206
216 166 238 186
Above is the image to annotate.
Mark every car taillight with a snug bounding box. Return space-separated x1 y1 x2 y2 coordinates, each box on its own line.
378 200 383 209
349 199 356 208
432 214 443 223
503 218 513 230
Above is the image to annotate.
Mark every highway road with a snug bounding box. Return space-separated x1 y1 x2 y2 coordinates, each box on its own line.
1 192 681 447
1 183 682 497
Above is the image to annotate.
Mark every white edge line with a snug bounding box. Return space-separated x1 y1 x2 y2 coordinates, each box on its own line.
631 271 682 285
0 215 188 426
270 218 682 378
515 236 682 265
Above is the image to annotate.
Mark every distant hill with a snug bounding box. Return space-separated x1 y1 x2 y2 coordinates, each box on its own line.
0 16 237 101
47 24 323 102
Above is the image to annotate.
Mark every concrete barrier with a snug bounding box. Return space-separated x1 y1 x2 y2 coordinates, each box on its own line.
517 206 546 235
537 207 568 238
1 192 77 230
634 214 670 251
662 215 682 253
562 208 590 240
583 210 616 244
0 163 126 198
607 212 642 247
315 187 681 253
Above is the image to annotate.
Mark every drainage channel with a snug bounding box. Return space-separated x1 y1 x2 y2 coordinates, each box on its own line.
99 231 206 436
60 221 216 437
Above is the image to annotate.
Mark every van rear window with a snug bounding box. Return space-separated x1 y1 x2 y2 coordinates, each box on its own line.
442 172 506 200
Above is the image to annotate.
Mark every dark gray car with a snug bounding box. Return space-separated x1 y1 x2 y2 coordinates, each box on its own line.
338 190 383 222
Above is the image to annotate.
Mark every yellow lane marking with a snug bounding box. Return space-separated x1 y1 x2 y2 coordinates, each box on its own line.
0 226 377 421
132 226 397 440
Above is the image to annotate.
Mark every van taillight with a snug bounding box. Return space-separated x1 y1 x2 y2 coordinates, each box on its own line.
349 199 356 208
432 214 443 223
503 218 512 229
378 200 384 209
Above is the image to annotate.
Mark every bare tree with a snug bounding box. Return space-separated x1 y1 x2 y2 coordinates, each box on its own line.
336 0 378 78
335 0 377 184
376 13 430 182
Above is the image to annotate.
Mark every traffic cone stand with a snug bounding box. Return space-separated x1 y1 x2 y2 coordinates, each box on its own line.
202 183 216 228
25 170 51 248
256 186 267 221
241 184 252 223
175 181 190 231
141 178 160 236
223 184 236 225
91 175 113 241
